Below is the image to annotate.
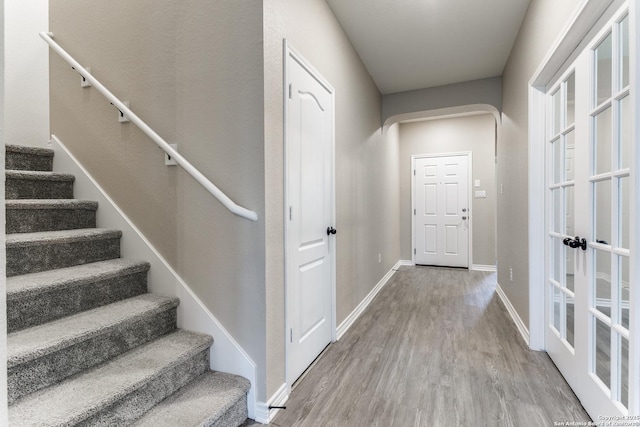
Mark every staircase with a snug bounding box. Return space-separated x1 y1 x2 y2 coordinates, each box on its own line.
5 144 251 426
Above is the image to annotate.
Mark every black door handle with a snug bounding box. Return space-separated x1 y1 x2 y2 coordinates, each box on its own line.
327 227 337 236
566 236 587 250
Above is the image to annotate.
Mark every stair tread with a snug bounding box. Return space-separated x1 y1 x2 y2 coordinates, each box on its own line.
6 199 98 210
6 144 54 157
8 293 179 367
6 170 74 181
6 228 122 247
7 259 149 299
131 371 250 427
8 330 213 427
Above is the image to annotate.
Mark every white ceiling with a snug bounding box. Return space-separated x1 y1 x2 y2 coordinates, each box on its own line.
326 0 531 95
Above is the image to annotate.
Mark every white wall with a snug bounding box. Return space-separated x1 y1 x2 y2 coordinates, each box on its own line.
498 0 583 326
399 114 496 266
49 0 267 399
0 0 8 421
4 0 49 147
264 0 401 398
383 77 502 124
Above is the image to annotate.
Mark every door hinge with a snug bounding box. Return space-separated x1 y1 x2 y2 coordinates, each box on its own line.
290 328 293 343
414 248 416 255
289 83 293 99
414 209 416 215
289 206 293 221
413 169 416 176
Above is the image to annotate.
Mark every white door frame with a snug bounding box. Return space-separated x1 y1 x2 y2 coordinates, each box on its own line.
283 40 336 390
411 151 473 267
528 0 638 413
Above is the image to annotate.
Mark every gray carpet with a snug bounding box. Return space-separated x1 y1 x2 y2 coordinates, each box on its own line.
6 144 250 426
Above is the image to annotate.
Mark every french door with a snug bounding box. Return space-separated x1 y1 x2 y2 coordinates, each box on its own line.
546 5 633 418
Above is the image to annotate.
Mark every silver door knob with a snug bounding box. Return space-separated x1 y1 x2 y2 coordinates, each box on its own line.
462 208 467 212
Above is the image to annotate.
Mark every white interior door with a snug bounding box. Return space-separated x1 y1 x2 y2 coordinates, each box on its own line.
413 154 470 268
285 44 335 383
545 6 633 418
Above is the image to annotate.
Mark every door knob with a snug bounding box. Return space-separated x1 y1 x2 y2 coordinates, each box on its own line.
327 227 337 236
462 216 467 220
462 208 467 212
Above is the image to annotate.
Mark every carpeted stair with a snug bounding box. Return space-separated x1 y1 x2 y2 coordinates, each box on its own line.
6 144 251 427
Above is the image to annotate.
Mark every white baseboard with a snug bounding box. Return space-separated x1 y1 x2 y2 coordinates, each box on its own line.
255 382 289 424
471 264 497 272
336 260 402 340
398 259 414 266
49 135 257 418
495 283 530 346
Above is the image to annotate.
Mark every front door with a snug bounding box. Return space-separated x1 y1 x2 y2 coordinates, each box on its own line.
413 154 470 267
545 5 633 418
285 44 335 383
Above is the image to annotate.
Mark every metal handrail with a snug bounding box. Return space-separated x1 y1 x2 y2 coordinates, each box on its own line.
40 32 258 222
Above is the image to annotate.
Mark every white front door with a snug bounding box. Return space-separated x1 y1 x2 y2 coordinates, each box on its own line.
545 5 634 418
285 44 335 383
413 154 470 267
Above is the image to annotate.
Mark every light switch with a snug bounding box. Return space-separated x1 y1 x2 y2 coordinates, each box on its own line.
474 179 480 187
474 190 486 198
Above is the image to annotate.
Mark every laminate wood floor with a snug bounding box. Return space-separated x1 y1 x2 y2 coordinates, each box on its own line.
257 266 591 426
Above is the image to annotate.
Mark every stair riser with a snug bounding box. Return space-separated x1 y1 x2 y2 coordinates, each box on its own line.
6 208 97 233
8 270 148 332
6 237 121 277
6 152 53 172
76 350 209 427
8 308 178 403
6 178 74 199
207 394 248 427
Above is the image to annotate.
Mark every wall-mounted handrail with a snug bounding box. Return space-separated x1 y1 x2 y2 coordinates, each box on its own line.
40 32 258 222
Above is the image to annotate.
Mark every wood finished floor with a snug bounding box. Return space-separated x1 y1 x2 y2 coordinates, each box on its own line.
250 266 591 426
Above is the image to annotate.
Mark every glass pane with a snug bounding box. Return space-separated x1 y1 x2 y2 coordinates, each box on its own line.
565 186 574 236
552 137 562 183
565 131 575 181
552 89 561 135
621 16 629 89
552 188 561 233
566 293 575 347
553 238 562 284
566 73 575 125
595 33 612 105
594 317 611 388
621 336 629 408
566 244 575 292
553 285 561 331
620 256 630 330
595 107 612 174
619 96 630 169
620 176 629 249
594 180 611 245
595 249 611 316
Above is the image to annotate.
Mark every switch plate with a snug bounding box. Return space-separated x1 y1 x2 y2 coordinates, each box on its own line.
474 190 486 198
474 179 480 187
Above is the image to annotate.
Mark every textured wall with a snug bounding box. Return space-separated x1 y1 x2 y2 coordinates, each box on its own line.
0 0 8 421
263 0 401 397
383 77 502 124
49 0 267 398
399 114 496 266
4 0 49 147
497 0 583 327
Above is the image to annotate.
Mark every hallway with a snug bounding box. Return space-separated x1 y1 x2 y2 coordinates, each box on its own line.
269 266 590 426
